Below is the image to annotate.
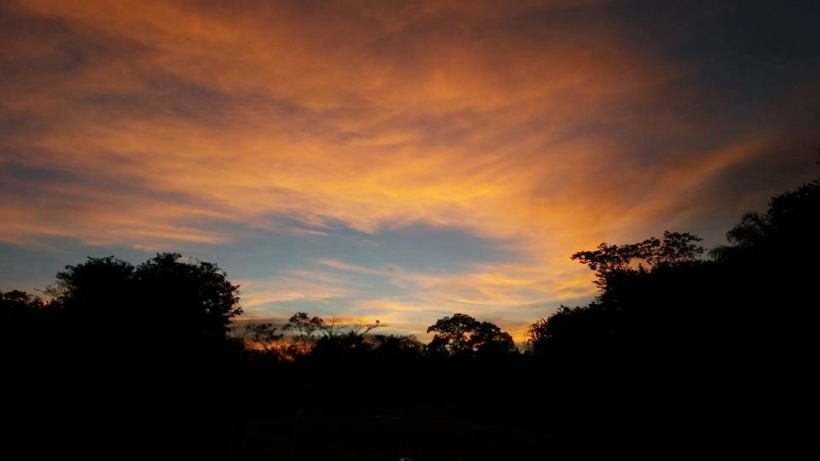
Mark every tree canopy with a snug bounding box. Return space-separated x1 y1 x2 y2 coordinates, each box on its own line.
709 179 820 264
571 231 704 288
46 253 242 355
426 313 515 357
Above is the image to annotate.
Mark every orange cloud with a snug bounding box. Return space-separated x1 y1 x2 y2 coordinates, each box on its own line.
2 0 816 337
2 1 684 250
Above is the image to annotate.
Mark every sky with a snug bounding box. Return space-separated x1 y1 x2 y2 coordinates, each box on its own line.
1 0 818 341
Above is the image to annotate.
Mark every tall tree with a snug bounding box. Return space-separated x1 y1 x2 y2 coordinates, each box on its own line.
427 313 515 357
135 253 242 347
45 253 242 357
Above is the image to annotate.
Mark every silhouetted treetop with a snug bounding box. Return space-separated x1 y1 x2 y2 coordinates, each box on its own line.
710 179 820 263
427 313 515 357
0 289 45 311
46 255 135 314
370 334 423 355
136 253 242 343
572 231 704 287
526 304 615 356
283 312 384 340
1 290 47 344
284 312 329 338
44 253 241 351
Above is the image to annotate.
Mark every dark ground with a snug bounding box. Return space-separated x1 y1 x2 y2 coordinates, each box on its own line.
4 397 578 460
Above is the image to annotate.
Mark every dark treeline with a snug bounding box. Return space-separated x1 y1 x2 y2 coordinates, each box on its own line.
2 175 817 459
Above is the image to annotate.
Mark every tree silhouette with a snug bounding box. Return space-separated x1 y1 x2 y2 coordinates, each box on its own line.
0 289 45 318
471 320 517 357
526 303 618 357
370 334 424 359
708 212 771 262
283 312 384 339
707 177 819 366
571 231 704 288
240 321 283 353
44 253 242 363
1 290 48 355
46 255 135 316
135 253 242 347
44 255 139 362
279 312 387 360
528 228 712 363
426 313 515 357
710 179 820 263
284 312 332 339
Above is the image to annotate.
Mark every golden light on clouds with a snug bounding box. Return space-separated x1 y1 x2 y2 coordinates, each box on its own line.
2 0 818 340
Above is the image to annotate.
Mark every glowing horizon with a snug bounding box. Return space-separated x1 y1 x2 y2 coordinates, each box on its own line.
2 0 818 342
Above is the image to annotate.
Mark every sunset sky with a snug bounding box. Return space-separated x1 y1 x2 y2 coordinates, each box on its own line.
1 0 818 341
